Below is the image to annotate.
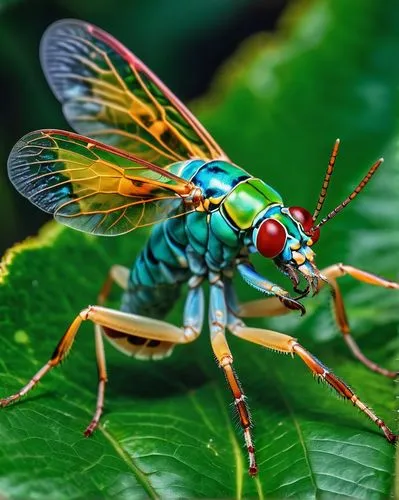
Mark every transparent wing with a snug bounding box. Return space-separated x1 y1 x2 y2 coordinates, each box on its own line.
8 129 200 236
40 19 228 166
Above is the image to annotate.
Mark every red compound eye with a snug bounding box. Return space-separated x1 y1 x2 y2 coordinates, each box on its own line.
289 206 320 243
256 219 287 258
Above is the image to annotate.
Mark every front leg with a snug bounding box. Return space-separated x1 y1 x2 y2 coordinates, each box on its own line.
237 261 306 314
239 263 398 378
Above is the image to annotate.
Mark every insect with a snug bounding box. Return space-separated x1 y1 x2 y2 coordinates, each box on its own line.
1 19 398 476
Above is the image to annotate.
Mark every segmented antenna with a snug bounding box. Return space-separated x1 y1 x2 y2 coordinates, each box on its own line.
312 157 383 231
312 139 340 221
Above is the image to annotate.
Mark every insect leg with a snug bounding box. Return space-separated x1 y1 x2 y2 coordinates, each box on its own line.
83 280 203 434
228 321 397 444
224 275 293 320
0 276 202 435
0 310 88 409
86 265 130 436
209 275 257 476
238 264 398 378
237 261 306 314
320 263 398 378
238 297 291 318
184 276 205 340
98 264 129 304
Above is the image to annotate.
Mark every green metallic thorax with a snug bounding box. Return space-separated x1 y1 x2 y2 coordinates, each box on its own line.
179 160 283 251
172 158 283 229
222 178 283 230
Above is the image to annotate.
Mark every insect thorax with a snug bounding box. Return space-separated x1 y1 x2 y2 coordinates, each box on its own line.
125 160 285 317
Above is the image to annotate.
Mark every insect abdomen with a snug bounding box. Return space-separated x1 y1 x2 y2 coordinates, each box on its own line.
110 216 191 360
122 215 191 318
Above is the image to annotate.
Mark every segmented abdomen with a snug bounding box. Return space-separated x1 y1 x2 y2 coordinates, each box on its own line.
121 216 191 319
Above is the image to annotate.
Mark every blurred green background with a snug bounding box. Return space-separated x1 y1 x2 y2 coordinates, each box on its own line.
0 0 287 253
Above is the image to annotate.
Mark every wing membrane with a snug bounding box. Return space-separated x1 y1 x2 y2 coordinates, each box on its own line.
40 19 228 166
8 130 199 235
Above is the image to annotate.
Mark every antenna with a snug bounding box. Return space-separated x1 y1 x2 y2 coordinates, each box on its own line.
312 157 383 230
312 139 340 222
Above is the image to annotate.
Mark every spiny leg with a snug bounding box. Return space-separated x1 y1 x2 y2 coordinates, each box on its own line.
209 275 257 476
228 319 397 443
0 305 198 409
239 263 399 378
0 268 202 436
0 311 86 408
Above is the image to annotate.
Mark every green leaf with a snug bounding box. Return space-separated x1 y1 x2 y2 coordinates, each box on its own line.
0 0 398 498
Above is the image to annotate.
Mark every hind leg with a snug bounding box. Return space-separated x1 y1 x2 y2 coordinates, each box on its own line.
0 268 204 436
238 264 398 378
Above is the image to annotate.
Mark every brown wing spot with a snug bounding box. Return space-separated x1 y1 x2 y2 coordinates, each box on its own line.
147 339 161 348
139 114 154 127
119 177 154 197
127 335 147 346
160 129 180 150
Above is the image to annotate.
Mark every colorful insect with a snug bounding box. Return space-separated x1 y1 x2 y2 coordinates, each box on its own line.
1 19 398 476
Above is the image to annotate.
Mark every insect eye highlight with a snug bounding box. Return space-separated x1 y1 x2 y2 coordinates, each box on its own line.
288 206 320 244
256 219 287 258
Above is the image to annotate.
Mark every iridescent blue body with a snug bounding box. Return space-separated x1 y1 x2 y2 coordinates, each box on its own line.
122 159 283 319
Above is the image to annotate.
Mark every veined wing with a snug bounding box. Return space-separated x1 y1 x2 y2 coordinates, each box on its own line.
8 129 202 236
40 19 228 166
